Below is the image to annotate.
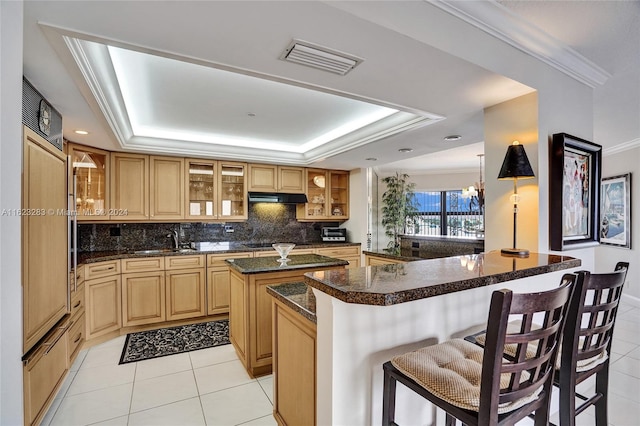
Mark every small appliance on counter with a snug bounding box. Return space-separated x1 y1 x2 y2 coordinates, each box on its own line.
321 227 347 242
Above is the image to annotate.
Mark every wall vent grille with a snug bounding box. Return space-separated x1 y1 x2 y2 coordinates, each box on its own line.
280 40 363 75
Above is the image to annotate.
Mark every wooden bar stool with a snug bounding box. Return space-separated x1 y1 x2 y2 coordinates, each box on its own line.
382 274 577 426
557 263 628 426
465 263 629 425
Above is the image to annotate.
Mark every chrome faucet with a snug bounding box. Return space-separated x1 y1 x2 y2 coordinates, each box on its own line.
167 230 179 250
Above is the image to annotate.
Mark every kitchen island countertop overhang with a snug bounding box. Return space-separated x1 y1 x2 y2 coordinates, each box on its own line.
303 251 581 306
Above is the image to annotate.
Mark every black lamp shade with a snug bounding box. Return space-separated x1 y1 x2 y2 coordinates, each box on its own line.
498 144 535 179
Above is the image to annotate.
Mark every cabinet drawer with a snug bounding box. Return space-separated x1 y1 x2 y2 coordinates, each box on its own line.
76 264 85 284
315 246 360 258
122 256 165 273
165 254 205 270
70 283 85 320
67 313 85 365
85 260 121 280
207 252 253 267
253 248 314 258
23 325 68 426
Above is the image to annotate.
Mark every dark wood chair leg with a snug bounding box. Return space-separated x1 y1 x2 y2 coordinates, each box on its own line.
534 387 553 426
382 363 397 426
559 371 576 426
594 364 610 426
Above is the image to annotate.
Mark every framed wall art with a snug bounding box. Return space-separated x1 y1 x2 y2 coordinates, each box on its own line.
600 173 631 248
549 133 602 251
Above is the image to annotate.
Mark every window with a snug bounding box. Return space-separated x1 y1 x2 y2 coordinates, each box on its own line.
408 190 484 237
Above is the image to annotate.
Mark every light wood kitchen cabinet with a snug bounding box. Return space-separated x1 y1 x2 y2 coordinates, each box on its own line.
296 169 349 220
111 153 149 220
85 272 122 340
218 161 248 220
165 268 206 321
248 164 305 193
68 143 109 220
122 271 166 327
272 298 317 426
23 322 68 426
186 159 217 219
364 254 406 266
253 248 315 258
85 259 121 280
229 264 345 377
22 127 69 354
207 252 253 315
150 156 184 220
68 273 86 367
316 245 361 269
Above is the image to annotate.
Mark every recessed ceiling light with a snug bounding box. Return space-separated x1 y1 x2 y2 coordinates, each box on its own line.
74 130 89 135
398 148 413 153
366 157 377 161
444 135 462 141
247 113 256 117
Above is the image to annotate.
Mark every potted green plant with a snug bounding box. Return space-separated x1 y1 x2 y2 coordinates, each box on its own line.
381 172 419 255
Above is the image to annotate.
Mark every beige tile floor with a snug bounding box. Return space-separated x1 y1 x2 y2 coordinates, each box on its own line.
42 301 640 426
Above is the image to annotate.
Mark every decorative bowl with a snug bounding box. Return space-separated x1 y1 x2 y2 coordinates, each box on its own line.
272 243 296 261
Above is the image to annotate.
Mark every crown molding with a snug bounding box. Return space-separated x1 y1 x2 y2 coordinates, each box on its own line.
431 0 611 88
603 138 640 156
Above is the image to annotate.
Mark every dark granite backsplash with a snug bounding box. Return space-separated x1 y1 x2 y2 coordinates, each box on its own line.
78 203 340 252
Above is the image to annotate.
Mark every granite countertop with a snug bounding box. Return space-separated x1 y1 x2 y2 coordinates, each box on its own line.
226 254 348 274
304 251 581 306
77 242 360 265
266 282 316 323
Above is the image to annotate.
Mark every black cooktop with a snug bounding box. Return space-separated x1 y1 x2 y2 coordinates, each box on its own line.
243 242 277 248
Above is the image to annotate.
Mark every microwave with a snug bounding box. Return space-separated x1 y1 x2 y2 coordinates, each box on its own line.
321 227 347 242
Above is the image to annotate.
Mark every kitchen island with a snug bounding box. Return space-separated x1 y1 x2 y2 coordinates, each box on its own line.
227 254 347 377
268 251 580 425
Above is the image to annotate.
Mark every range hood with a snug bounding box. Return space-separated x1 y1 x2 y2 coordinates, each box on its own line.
248 192 308 204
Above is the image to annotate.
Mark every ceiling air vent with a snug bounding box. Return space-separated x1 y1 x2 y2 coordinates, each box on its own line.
280 39 363 75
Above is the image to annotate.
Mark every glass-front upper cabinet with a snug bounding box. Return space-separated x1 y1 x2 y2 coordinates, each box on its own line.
329 170 349 219
69 143 109 221
186 159 217 219
218 162 247 220
297 169 328 219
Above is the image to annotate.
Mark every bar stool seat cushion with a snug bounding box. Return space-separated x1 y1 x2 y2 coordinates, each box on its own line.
390 339 542 414
474 322 608 372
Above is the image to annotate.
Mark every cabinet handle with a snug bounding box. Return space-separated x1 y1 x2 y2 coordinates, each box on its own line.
73 301 81 308
42 327 67 355
73 334 82 344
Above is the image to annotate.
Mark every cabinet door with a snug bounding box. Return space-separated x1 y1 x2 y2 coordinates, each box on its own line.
186 159 217 219
150 156 184 220
85 275 122 340
329 170 349 219
218 162 247 220
165 269 206 321
68 143 109 220
296 169 329 220
248 164 277 192
207 267 231 315
111 153 149 220
278 166 305 193
122 272 166 327
229 271 248 361
23 127 69 353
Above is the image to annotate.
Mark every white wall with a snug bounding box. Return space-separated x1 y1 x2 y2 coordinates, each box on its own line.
0 1 24 424
484 92 539 253
596 147 640 302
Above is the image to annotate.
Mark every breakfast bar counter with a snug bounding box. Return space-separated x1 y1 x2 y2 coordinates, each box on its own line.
268 251 581 425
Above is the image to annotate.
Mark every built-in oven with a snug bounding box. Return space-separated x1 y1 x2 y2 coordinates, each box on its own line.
321 227 347 242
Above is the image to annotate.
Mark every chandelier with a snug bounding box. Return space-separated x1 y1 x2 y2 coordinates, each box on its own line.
461 154 485 211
